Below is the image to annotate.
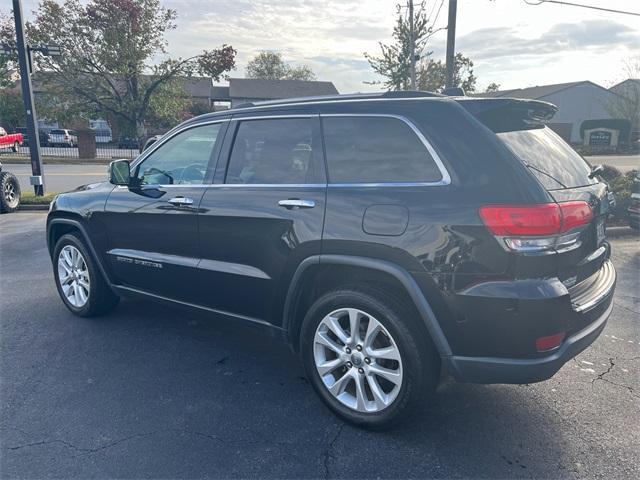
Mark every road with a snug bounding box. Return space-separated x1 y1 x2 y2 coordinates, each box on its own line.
1 155 638 195
1 212 638 479
1 164 109 193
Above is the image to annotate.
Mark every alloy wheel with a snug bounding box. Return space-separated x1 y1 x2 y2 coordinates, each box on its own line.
313 308 403 413
57 245 90 308
3 180 18 208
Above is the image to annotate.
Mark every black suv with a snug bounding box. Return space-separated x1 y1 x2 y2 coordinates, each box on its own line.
47 92 616 428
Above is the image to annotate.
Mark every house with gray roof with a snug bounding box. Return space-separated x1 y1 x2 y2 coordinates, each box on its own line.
478 80 620 143
211 78 339 108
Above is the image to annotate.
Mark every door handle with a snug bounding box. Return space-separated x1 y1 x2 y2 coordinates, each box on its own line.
168 196 194 206
278 199 315 209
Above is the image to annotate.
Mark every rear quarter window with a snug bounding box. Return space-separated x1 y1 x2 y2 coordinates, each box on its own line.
497 127 596 190
322 116 443 184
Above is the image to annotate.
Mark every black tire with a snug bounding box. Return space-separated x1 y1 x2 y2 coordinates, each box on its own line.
12 141 19 152
53 233 119 317
0 171 21 213
300 286 440 429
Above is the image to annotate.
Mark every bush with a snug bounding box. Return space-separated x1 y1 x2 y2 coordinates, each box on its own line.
606 168 638 224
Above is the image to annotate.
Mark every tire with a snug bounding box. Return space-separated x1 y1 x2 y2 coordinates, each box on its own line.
0 171 21 213
300 286 440 429
12 141 19 152
53 233 119 317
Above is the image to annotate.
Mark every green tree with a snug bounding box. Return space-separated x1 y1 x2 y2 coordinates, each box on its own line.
21 0 236 142
0 12 17 88
485 82 501 93
0 89 25 131
416 53 477 93
246 52 316 81
364 3 443 91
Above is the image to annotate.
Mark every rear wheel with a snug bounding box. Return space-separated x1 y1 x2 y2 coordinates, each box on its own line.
53 233 119 317
300 286 440 429
0 171 20 213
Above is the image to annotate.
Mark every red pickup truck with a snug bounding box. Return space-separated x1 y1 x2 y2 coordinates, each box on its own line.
0 127 23 152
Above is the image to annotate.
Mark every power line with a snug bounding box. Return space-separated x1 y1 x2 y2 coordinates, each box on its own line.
523 0 640 17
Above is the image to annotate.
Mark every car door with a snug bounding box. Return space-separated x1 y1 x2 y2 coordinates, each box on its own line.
196 113 326 325
102 120 228 301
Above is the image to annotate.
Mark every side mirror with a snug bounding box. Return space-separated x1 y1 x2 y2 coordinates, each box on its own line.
109 159 131 185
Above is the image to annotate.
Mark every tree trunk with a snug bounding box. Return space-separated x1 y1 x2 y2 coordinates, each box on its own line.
135 118 147 150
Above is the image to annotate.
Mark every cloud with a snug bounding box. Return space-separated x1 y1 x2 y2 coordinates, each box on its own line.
456 20 639 60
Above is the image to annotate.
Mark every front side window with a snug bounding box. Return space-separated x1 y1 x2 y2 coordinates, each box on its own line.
225 118 316 184
322 116 443 184
134 123 222 185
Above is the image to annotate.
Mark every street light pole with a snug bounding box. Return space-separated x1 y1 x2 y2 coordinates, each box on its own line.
12 0 44 196
409 0 416 90
445 0 458 89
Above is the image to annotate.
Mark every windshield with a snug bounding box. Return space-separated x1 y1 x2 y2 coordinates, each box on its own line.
497 127 596 190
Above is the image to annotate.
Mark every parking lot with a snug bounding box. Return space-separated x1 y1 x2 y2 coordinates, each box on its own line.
1 212 638 479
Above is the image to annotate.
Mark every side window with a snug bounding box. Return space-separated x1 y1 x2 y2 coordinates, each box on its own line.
322 116 443 183
134 123 221 185
134 123 222 185
225 118 316 184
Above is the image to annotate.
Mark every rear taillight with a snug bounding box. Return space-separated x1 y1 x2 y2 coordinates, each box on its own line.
480 201 593 253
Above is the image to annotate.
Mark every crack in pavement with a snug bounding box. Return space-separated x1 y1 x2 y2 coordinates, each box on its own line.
590 357 639 399
592 358 615 384
4 427 305 457
323 423 346 479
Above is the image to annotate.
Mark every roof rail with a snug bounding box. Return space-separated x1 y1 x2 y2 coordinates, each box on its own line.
230 90 443 110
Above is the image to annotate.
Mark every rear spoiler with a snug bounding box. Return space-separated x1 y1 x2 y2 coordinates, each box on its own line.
455 98 558 133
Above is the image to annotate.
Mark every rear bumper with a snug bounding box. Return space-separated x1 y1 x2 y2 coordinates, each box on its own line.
446 260 616 384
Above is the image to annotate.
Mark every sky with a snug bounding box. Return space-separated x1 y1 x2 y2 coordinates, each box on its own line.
16 0 640 93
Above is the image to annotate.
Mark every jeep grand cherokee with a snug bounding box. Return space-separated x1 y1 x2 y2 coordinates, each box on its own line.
47 91 616 428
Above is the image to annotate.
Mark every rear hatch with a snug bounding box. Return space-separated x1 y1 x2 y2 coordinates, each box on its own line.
497 126 610 287
460 98 611 289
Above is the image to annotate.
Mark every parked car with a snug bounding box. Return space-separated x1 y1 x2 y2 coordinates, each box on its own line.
0 162 20 213
0 127 23 152
46 92 616 428
117 136 139 150
627 172 640 229
47 129 78 147
15 127 50 147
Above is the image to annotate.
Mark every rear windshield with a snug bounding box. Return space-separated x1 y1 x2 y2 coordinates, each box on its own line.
50 129 65 135
497 127 596 190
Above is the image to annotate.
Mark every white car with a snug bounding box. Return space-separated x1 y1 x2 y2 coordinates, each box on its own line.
47 129 78 147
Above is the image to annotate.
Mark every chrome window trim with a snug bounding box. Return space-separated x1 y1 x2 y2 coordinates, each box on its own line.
228 95 445 113
320 113 451 187
231 114 316 121
129 118 231 171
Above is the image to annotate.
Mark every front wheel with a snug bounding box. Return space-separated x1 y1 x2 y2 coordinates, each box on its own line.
53 233 119 317
300 286 440 429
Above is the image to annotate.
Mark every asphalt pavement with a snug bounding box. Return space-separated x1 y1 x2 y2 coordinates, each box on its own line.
1 154 638 195
1 212 638 479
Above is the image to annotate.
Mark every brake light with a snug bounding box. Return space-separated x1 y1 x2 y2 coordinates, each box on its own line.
480 201 593 252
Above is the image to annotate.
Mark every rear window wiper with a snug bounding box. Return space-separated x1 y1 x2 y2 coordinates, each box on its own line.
524 163 568 189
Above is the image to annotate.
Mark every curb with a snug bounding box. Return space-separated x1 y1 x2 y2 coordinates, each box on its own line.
18 204 50 211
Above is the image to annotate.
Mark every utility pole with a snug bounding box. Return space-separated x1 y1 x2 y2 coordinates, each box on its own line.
12 0 44 195
409 0 416 90
445 0 457 89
